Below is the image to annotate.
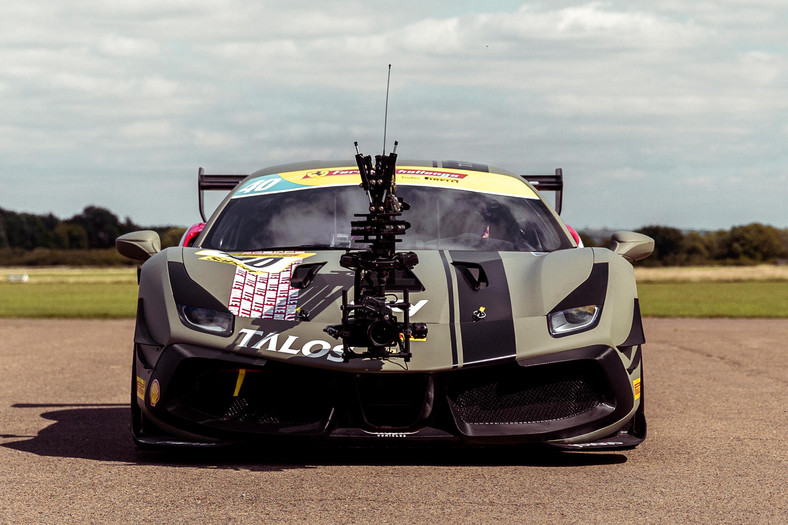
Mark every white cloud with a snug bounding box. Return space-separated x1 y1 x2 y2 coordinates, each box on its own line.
98 35 161 57
600 167 647 181
0 1 787 229
120 120 174 140
191 129 242 149
739 51 783 85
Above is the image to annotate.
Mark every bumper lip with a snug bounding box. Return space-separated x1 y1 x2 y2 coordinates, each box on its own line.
135 342 640 448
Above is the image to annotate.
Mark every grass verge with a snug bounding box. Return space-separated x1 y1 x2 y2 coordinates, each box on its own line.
638 281 788 317
1 266 786 319
0 282 138 318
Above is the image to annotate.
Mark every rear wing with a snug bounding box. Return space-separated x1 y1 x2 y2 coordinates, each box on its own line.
198 168 248 222
522 168 563 214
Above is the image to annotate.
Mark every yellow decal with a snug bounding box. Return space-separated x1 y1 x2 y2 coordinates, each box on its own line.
136 376 146 401
276 165 538 199
633 378 641 400
149 379 160 407
233 369 247 397
195 250 315 275
399 332 427 342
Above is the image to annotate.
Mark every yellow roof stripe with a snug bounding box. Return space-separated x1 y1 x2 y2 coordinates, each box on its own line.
278 165 538 199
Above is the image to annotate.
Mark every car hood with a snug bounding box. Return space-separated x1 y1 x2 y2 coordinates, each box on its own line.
170 246 623 371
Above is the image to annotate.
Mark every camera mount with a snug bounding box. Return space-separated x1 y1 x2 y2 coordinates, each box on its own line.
324 142 427 362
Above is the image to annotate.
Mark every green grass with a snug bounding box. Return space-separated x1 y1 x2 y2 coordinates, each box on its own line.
638 281 788 318
0 282 138 318
1 267 787 319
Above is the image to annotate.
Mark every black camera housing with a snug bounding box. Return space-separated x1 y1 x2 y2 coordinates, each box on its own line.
324 144 428 362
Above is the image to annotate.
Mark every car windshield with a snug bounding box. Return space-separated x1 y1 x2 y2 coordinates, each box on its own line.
201 185 572 252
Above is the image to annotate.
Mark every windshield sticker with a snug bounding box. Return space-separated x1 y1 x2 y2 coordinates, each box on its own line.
232 174 312 198
301 168 359 179
232 166 538 199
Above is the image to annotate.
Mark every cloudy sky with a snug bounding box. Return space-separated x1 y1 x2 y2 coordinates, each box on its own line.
1 0 786 231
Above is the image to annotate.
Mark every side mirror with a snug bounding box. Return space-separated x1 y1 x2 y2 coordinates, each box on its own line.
116 230 161 262
609 231 654 262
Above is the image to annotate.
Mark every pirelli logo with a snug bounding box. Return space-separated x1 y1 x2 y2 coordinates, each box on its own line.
633 378 641 400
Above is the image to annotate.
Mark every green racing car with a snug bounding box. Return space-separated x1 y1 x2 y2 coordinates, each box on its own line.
117 146 653 449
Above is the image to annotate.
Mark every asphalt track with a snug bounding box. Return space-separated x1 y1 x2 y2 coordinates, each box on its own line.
0 318 785 524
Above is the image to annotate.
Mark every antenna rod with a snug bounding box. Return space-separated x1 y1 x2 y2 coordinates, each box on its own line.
383 64 391 155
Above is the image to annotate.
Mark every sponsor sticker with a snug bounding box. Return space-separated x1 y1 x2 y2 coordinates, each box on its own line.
196 250 314 321
228 259 300 320
634 378 641 400
231 166 538 199
149 379 160 407
136 377 146 401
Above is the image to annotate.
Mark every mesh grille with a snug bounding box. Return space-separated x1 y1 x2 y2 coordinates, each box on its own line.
221 396 280 424
447 364 604 425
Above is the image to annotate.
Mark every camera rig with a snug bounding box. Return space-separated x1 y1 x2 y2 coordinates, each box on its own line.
324 142 428 362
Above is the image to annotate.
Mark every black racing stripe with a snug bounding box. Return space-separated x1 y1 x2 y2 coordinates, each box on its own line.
622 298 646 346
449 251 516 365
439 251 459 368
550 263 609 313
626 344 643 374
168 261 229 313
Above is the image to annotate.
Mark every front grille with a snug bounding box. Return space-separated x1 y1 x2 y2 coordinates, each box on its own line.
356 374 430 428
447 362 605 425
221 396 279 424
156 347 620 440
167 360 333 431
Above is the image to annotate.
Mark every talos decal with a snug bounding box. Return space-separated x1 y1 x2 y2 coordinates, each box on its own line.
237 329 347 362
634 378 641 400
136 377 146 401
149 379 160 407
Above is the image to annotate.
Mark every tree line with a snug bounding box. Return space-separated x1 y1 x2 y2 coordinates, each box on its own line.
0 206 185 252
1 205 786 266
581 224 788 266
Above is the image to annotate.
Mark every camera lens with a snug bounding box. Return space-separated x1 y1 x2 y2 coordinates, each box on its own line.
367 320 399 347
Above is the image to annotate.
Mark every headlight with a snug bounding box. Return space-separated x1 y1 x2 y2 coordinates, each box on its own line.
177 304 233 335
548 305 600 336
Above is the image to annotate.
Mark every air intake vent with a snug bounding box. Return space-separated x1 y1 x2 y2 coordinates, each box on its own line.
357 374 432 429
167 359 333 433
447 363 605 425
